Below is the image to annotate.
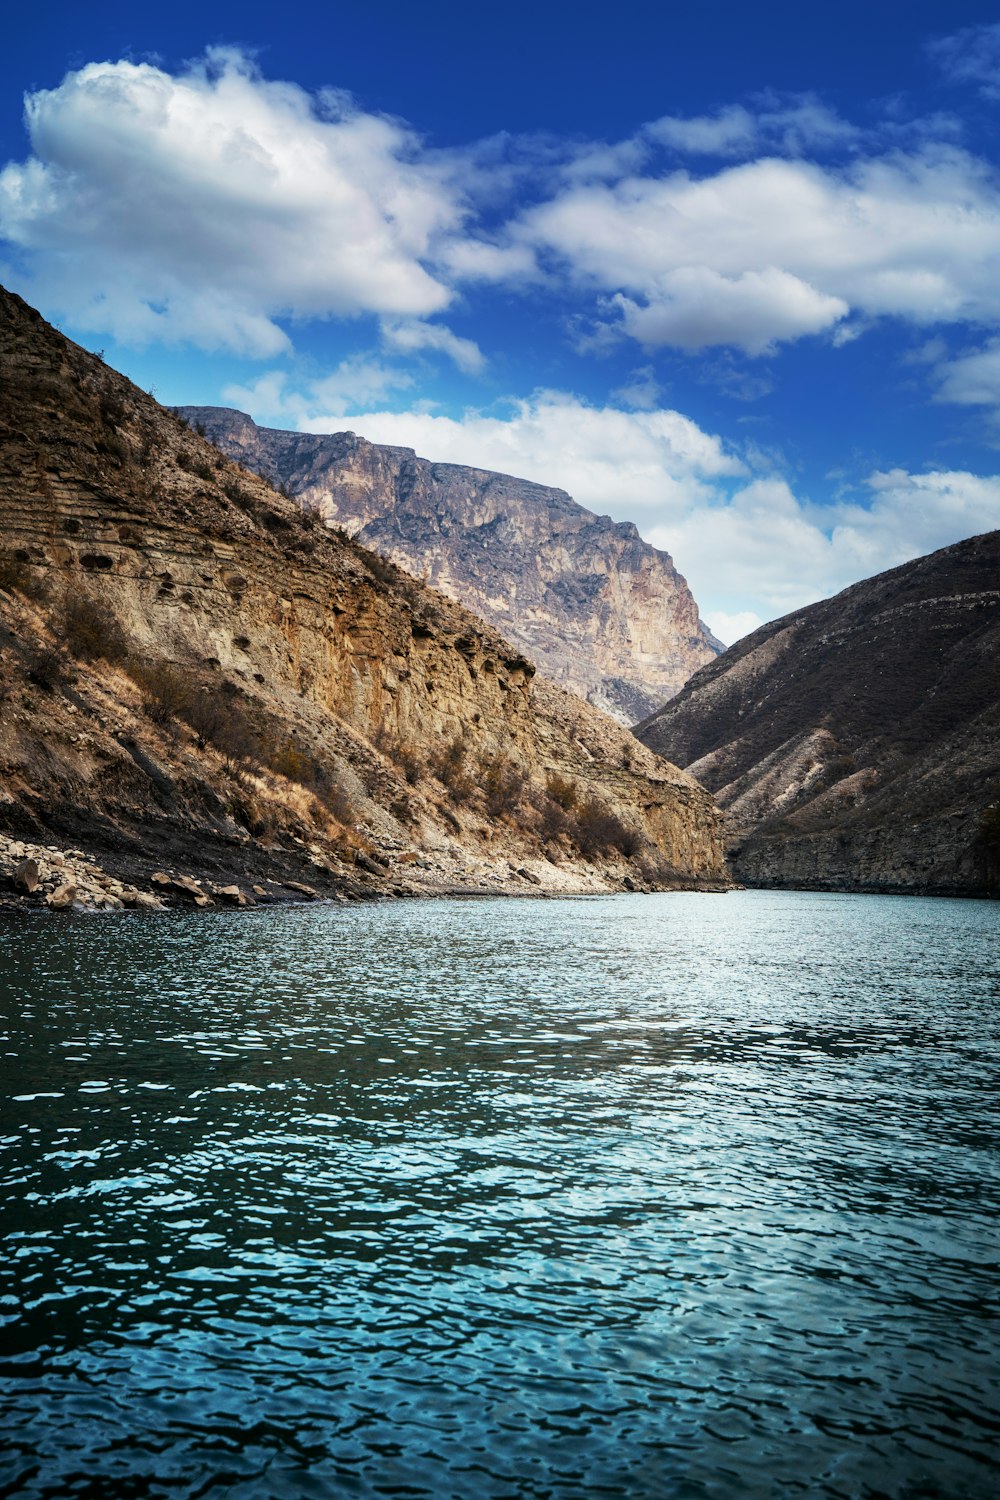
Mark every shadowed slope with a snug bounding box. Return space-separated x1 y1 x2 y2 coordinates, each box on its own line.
635 532 1000 895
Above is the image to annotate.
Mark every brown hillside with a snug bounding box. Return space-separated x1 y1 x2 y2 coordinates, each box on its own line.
635 533 1000 895
0 286 728 911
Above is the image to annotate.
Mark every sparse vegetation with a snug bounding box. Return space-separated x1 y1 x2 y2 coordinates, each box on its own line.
62 596 129 663
479 755 528 819
429 734 476 802
131 661 192 726
545 772 578 811
534 790 573 845
25 643 66 692
0 549 45 599
571 797 642 859
375 729 426 786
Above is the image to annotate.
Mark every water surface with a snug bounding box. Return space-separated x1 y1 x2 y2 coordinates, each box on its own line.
1 890 998 1497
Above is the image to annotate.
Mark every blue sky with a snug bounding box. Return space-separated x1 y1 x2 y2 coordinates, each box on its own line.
3 1 1000 641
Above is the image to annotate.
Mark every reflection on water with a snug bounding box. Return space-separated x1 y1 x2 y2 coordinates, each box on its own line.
1 890 998 1497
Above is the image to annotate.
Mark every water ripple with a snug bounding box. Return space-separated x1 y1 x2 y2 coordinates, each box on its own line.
1 890 998 1497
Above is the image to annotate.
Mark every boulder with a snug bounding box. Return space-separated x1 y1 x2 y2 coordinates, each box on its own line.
216 885 248 907
14 858 40 894
132 891 164 912
46 882 77 910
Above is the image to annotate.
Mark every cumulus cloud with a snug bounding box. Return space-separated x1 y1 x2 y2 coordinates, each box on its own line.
514 146 1000 353
0 49 469 354
615 267 847 355
4 52 1000 366
222 357 414 423
935 339 1000 408
657 467 1000 639
379 318 485 373
300 392 745 516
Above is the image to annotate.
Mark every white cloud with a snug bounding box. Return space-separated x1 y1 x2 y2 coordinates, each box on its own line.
833 467 1000 566
927 23 1000 99
379 318 485 374
514 146 1000 353
935 339 1000 408
0 49 467 353
611 365 664 410
615 267 847 355
654 467 1000 637
222 357 414 423
301 393 746 517
704 610 766 646
646 95 859 158
4 53 1000 367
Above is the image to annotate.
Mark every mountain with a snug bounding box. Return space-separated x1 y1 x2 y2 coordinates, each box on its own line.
635 532 1000 896
0 286 728 910
176 407 722 725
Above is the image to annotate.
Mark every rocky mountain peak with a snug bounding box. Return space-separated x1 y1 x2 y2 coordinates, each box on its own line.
177 406 721 725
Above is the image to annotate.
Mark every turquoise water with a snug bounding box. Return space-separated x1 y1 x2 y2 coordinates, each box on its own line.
0 890 998 1498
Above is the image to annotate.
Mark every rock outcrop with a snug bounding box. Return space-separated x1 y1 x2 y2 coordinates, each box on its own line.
177 407 721 724
634 532 1000 896
0 286 729 905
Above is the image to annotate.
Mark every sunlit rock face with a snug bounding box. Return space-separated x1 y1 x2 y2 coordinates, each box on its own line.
635 533 1000 896
177 407 722 726
0 285 730 900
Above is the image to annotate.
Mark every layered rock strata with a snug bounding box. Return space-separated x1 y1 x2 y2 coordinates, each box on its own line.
0 287 728 905
177 407 721 724
635 532 1000 895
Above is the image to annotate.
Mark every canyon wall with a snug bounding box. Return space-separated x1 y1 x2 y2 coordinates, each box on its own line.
178 407 722 725
0 287 728 906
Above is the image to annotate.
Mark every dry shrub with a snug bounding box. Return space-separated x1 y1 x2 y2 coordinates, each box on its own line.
63 596 129 663
429 734 476 802
534 791 572 844
131 661 192 725
0 549 47 601
267 736 356 824
390 739 425 786
25 643 66 692
572 797 642 859
545 772 578 811
479 756 527 820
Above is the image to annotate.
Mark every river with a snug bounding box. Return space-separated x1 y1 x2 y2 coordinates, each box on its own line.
1 889 998 1497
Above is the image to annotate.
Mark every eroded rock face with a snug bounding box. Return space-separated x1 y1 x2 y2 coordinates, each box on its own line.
635 533 1000 896
0 286 729 900
177 407 722 725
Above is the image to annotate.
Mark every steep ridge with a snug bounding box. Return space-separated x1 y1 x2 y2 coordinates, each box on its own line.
0 286 728 909
177 406 721 725
635 532 1000 895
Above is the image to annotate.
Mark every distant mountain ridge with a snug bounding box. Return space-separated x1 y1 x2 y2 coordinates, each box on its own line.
635 530 1000 895
177 406 722 724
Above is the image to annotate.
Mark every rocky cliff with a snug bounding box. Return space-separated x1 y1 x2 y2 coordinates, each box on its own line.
635 532 1000 896
0 286 729 910
177 407 721 725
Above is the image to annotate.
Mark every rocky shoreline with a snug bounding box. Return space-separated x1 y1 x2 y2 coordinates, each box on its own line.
0 832 728 917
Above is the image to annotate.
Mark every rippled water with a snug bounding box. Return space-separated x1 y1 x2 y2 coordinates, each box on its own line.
1 890 998 1498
